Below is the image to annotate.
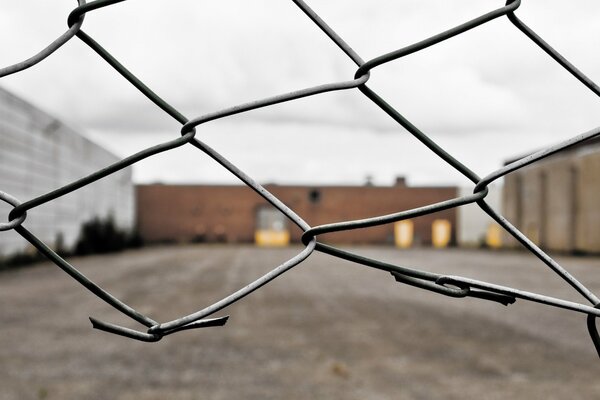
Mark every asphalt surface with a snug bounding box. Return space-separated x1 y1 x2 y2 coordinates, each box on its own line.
1 245 600 399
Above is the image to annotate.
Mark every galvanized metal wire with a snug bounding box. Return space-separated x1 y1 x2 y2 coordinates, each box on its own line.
2 0 600 356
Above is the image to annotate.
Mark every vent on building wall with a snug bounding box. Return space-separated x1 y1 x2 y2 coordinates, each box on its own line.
308 188 321 204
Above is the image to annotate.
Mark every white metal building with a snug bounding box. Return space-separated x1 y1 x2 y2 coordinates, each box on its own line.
0 86 134 259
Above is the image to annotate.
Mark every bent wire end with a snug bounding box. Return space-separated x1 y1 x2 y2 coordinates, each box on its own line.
90 314 230 342
159 315 230 336
89 317 162 342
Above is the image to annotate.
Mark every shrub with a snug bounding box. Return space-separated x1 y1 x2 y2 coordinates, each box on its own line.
74 216 142 256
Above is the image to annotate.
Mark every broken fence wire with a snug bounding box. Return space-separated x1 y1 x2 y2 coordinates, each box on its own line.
1 0 600 356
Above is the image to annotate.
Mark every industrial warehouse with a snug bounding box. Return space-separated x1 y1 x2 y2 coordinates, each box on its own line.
0 86 135 259
502 137 600 253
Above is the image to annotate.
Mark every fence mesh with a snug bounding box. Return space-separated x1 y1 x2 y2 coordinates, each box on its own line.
2 0 600 354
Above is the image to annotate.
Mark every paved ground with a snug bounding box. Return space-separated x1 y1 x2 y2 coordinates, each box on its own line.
1 245 600 399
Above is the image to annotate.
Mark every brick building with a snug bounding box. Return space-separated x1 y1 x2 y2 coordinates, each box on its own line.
136 178 457 246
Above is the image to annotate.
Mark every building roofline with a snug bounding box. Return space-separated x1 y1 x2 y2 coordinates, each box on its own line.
503 135 600 166
0 85 121 161
136 182 458 190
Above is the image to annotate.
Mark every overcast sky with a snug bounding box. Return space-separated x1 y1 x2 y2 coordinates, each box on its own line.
1 0 599 186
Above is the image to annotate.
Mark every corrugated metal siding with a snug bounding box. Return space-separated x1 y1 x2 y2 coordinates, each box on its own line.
502 145 600 253
0 87 134 258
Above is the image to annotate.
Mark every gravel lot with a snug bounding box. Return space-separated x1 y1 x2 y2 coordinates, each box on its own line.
1 245 600 399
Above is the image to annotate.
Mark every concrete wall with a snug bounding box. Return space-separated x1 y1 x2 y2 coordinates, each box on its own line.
137 183 458 245
575 150 600 252
0 86 134 258
543 157 574 251
457 185 501 247
519 165 544 246
501 172 521 248
502 144 600 253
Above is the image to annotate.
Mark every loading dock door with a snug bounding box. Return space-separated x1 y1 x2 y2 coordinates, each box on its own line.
255 206 290 247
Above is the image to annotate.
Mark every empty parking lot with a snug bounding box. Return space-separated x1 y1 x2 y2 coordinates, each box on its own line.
1 245 600 399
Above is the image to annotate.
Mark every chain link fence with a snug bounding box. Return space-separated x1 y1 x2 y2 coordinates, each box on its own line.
1 0 600 355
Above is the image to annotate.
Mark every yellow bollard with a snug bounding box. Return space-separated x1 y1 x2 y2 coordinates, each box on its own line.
432 219 451 248
394 220 414 248
486 223 502 249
